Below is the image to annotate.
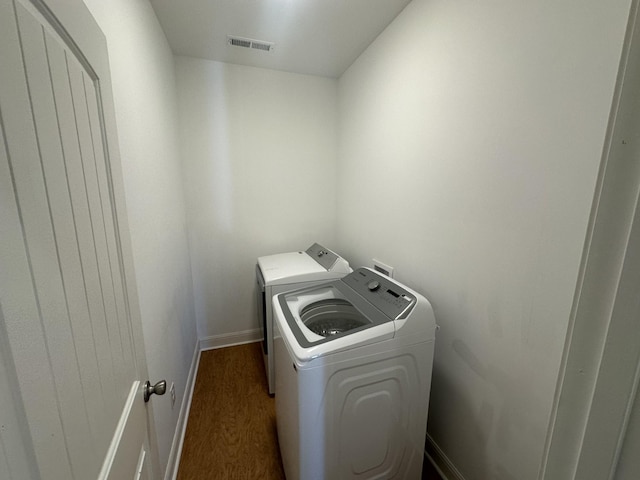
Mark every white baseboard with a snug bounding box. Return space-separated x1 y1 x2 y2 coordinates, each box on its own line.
165 340 201 480
425 433 466 480
199 328 262 351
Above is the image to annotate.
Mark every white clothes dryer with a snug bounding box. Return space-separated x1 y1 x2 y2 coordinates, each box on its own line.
256 243 351 394
273 267 437 480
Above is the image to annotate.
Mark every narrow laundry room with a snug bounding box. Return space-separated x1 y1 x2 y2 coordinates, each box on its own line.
1 0 640 480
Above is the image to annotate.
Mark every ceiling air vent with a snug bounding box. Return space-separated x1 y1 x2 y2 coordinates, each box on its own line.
227 35 275 53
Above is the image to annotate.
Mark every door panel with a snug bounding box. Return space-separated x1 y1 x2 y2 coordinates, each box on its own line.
49 34 119 429
83 69 135 386
0 166 44 477
0 1 76 477
15 6 109 473
614 382 640 479
0 0 150 478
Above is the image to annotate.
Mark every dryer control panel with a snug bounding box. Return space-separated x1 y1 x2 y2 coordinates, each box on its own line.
343 268 416 320
306 243 339 270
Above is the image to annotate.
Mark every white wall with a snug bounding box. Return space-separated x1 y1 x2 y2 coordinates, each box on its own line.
336 0 631 479
81 1 198 476
175 57 338 339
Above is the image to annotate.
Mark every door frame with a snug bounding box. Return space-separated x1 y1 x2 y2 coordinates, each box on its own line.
540 0 640 478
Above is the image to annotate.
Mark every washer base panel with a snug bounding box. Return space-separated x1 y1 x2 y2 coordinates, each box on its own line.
275 324 434 480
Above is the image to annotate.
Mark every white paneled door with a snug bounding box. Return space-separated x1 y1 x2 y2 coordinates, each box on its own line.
0 0 153 479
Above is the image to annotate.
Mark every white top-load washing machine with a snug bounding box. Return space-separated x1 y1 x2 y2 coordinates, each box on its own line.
256 243 351 394
273 267 437 480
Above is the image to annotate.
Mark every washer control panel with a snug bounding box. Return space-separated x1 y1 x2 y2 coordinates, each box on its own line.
343 268 416 319
367 280 380 291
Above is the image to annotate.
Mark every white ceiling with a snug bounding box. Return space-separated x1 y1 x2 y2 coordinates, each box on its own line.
149 0 412 78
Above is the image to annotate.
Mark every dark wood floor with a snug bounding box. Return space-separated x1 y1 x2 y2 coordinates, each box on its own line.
177 343 284 479
177 342 442 479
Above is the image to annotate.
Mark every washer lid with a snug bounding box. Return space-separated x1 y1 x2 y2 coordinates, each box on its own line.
257 244 351 286
258 251 326 285
275 277 397 356
274 283 396 362
273 267 437 362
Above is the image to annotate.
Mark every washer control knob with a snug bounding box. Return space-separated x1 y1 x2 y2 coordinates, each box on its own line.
367 281 380 291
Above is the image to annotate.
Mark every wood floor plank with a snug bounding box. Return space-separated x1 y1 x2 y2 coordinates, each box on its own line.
177 343 285 480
